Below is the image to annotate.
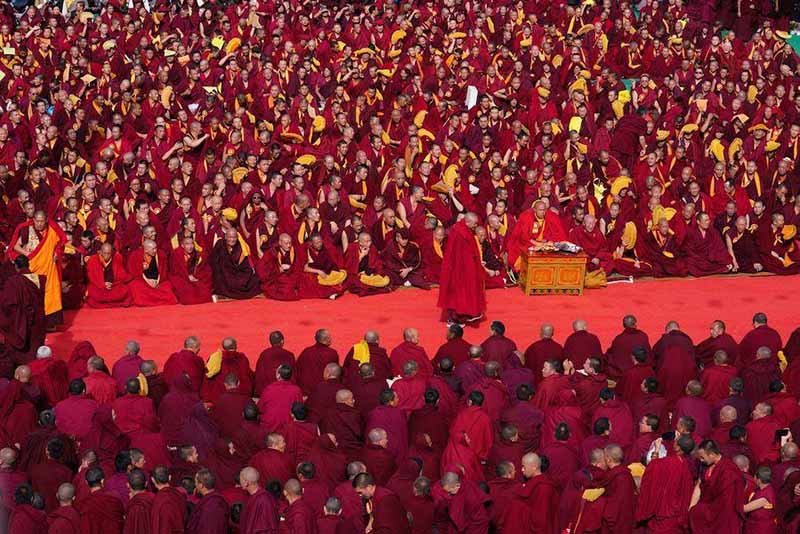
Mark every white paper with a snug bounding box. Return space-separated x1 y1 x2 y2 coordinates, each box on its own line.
465 85 478 109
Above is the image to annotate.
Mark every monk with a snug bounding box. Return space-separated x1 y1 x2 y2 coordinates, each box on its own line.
30 347 68 410
382 228 431 289
689 440 745 533
124 470 154 534
343 232 392 297
563 320 604 369
506 200 567 270
54 379 99 440
0 256 46 369
738 313 783 370
642 219 688 277
673 381 713 439
209 228 261 300
433 325 472 369
295 329 339 396
48 483 81 534
700 350 739 404
366 389 409 460
605 315 651 379
500 453 560 533
442 391 493 481
319 390 364 457
695 320 740 369
9 210 67 326
653 321 697 408
258 365 303 432
239 467 279 534
163 336 206 392
390 329 433 378
342 331 393 385
300 233 347 299
78 467 125 534
532 360 569 410
636 435 695 533
186 469 230 534
126 239 178 306
111 378 158 435
593 389 635 449
756 213 800 275
281 479 318 532
352 472 410 533
523 324 563 387
682 212 732 276
616 347 655 402
437 212 485 325
169 236 213 305
726 216 764 274
85 243 133 308
438 472 491 532
254 331 295 394
201 337 254 402
257 233 302 301
151 466 187 533
743 466 778 534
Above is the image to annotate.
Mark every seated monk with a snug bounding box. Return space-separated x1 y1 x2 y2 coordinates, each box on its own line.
681 212 732 276
257 233 302 301
126 239 178 307
756 212 800 275
725 216 764 274
420 222 446 284
569 214 652 284
370 208 402 251
344 233 392 297
475 226 507 288
209 228 261 299
381 228 431 289
641 219 688 277
506 199 567 271
301 233 347 299
168 236 213 305
85 242 133 308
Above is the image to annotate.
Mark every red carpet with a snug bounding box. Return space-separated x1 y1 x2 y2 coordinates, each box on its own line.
46 275 797 368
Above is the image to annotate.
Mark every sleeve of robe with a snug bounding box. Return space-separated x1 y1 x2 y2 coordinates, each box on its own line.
372 493 410 534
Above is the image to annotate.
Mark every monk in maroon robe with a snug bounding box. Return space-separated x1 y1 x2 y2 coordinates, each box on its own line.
500 453 560 534
642 220 688 277
47 495 81 534
353 473 410 534
257 235 302 301
436 474 491 533
382 228 431 289
209 229 261 300
682 213 732 276
653 323 697 408
151 466 187 534
0 257 47 368
506 201 567 270
295 330 339 396
563 321 604 370
239 467 279 534
343 233 392 297
695 320 740 369
126 240 178 307
201 340 254 402
124 470 154 534
30 439 73 513
54 380 98 441
186 469 229 534
28 350 69 407
437 214 486 324
442 394 493 481
299 234 346 299
593 390 635 449
390 331 433 378
0 380 38 446
78 468 125 534
281 480 318 533
690 441 745 533
616 347 655 402
738 314 783 370
112 379 158 435
342 334 393 386
320 391 364 457
250 435 293 486
605 316 651 379
433 326 473 369
254 331 295 394
636 435 695 532
258 366 303 432
523 326 563 387
85 244 133 309
700 350 739 404
168 237 213 305
532 360 570 410
163 339 205 393
366 391 409 460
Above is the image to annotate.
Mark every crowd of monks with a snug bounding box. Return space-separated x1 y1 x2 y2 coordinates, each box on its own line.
0 315 796 532
2 0 800 330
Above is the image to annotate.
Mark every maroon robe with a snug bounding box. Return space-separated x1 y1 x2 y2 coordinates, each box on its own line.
501 474 560 534
695 333 740 369
689 458 745 533
390 342 433 379
250 448 293 486
47 505 81 534
151 486 187 534
78 490 125 534
682 226 731 276
168 249 213 305
738 326 783 370
9 504 47 534
563 330 604 369
437 220 486 319
254 346 295 394
296 343 340 396
605 327 651 379
257 380 303 432
201 350 254 402
636 454 694 532
523 339 564 387
163 349 205 393
700 365 739 404
653 331 697 408
28 358 69 407
240 488 279 534
186 492 229 534
279 498 317 534
123 492 154 534
0 271 46 369
112 394 158 435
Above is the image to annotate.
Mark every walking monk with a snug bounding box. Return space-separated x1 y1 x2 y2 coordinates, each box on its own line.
438 212 486 325
9 210 67 327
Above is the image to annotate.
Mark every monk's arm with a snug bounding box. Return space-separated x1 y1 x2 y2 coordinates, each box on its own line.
12 236 27 256
743 497 768 513
689 481 701 509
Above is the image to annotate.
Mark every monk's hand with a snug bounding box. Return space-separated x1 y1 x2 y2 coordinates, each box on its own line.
754 263 763 272
591 258 600 266
400 268 412 278
794 483 800 497
731 262 739 273
280 264 291 272
189 275 199 282
105 282 113 290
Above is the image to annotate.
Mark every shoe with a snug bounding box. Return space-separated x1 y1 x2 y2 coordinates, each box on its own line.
329 293 338 300
403 281 412 287
212 294 219 303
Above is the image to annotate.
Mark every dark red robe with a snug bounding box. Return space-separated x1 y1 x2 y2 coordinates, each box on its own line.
295 343 340 396
123 492 154 534
689 458 745 533
437 220 486 318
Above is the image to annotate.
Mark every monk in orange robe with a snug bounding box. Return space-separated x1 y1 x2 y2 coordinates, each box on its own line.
168 236 212 305
9 210 67 326
85 243 133 308
126 239 178 307
506 200 567 270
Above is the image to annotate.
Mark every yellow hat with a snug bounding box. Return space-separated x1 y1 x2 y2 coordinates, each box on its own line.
728 138 743 160
376 69 392 77
203 86 218 94
749 123 769 132
766 141 781 152
652 205 677 223
164 49 177 57
569 78 587 94
312 116 326 132
733 114 749 124
582 488 606 502
577 24 594 36
225 37 242 54
669 36 683 46
656 129 670 141
222 208 238 221
783 224 797 240
569 116 583 133
449 31 467 39
618 90 631 104
353 47 375 57
102 39 116 51
387 49 402 58
537 87 550 98
413 110 427 128
628 463 646 478
78 11 94 23
747 85 758 103
575 142 588 154
520 37 533 48
280 132 304 143
610 176 632 196
579 69 591 79
318 270 347 286
621 221 637 250
160 85 173 108
80 74 96 84
679 123 699 136
211 36 225 49
776 30 791 39
391 29 407 44
695 98 708 113
709 139 726 161
231 167 248 183
296 155 317 166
